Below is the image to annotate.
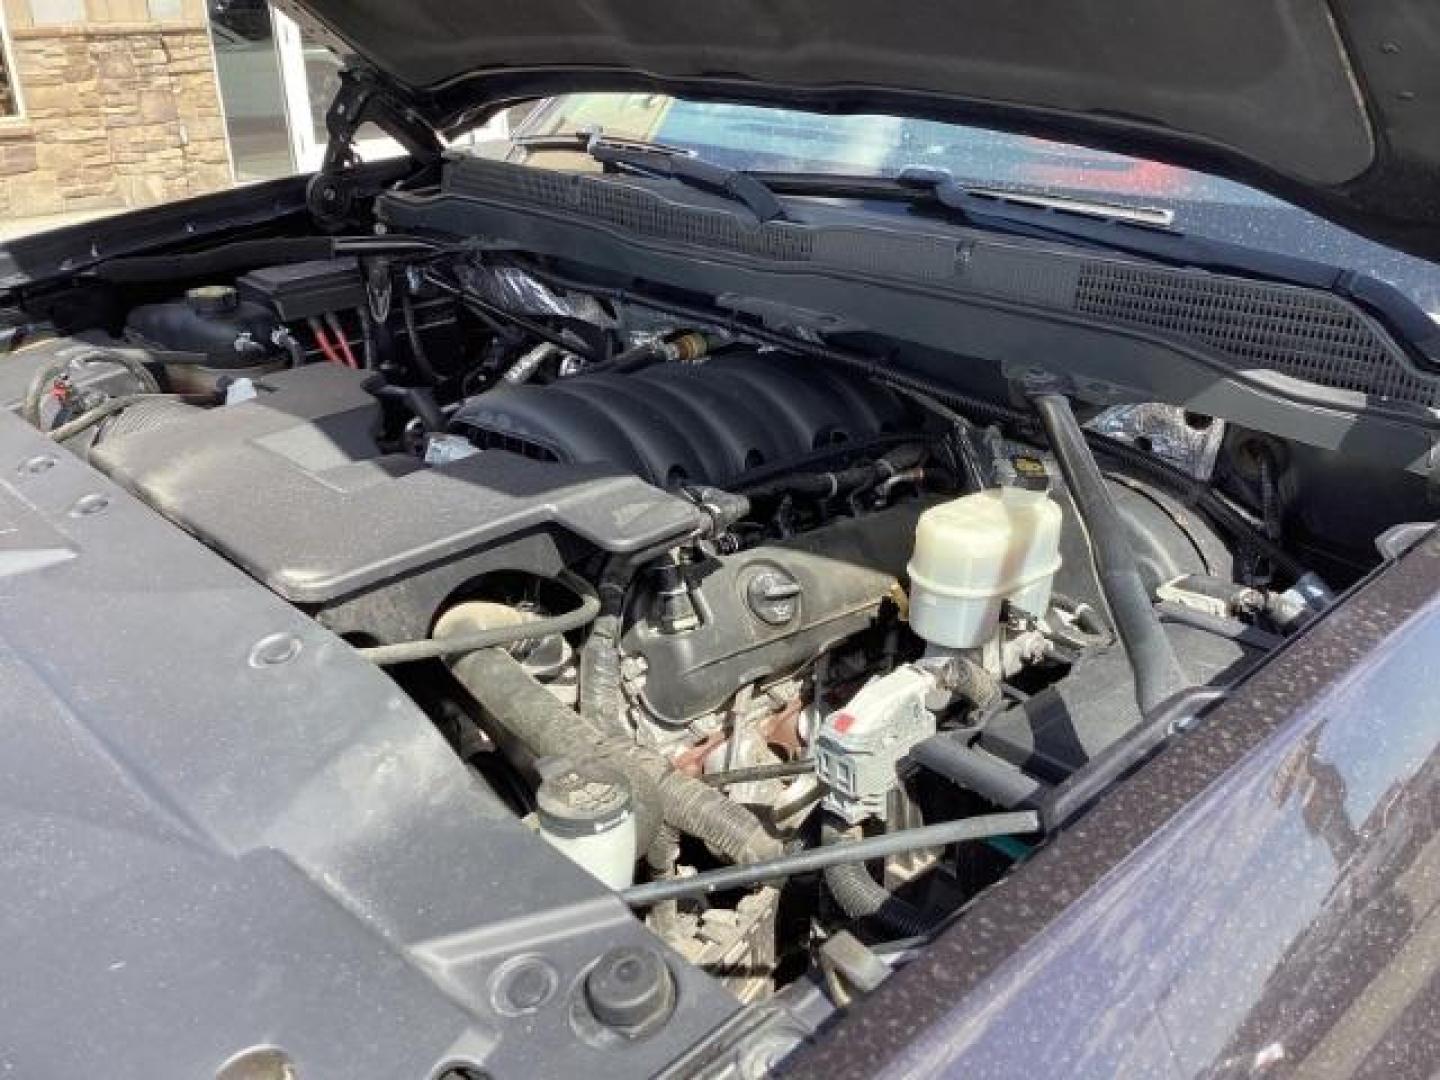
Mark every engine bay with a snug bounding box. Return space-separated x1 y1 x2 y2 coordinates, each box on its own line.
2 196 1431 1043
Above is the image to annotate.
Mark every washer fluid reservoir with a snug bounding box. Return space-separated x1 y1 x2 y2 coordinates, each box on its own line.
907 488 1063 648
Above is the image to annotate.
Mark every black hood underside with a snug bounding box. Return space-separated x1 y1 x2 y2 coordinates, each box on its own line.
273 0 1440 261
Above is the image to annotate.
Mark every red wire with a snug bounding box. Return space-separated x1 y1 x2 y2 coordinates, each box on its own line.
309 319 344 366
330 321 359 369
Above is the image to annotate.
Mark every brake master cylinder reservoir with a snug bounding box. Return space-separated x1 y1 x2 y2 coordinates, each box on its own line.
907 488 1063 648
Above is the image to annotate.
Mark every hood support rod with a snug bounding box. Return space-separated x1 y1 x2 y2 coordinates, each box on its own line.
1027 378 1189 716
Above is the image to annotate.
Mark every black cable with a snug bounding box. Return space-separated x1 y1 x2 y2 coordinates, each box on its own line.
356 573 600 665
727 433 917 490
400 287 439 385
357 306 378 370
619 811 1040 907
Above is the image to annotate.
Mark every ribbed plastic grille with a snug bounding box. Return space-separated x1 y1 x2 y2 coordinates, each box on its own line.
439 160 1438 412
448 161 815 262
467 430 559 462
1075 262 1438 407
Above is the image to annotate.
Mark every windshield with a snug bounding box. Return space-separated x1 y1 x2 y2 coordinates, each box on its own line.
500 94 1440 318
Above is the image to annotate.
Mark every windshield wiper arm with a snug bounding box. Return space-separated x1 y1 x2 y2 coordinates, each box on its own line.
510 130 698 158
513 129 788 223
748 168 1440 359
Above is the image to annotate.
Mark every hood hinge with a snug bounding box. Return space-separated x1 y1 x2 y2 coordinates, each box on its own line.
306 67 444 227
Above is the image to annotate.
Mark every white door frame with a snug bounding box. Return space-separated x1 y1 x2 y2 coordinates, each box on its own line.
269 6 514 173
271 6 397 172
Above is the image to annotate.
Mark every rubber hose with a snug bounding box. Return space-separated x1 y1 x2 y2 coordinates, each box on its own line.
742 444 926 503
578 615 627 737
448 645 780 864
1051 592 1112 641
656 769 782 863
356 574 599 665
46 393 188 443
909 735 1051 809
1032 391 1190 716
577 539 695 738
24 349 161 430
822 818 937 938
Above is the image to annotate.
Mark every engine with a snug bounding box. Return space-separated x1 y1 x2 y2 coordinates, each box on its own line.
5 253 1333 1002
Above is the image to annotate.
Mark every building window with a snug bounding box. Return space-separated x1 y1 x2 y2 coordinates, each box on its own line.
26 0 84 26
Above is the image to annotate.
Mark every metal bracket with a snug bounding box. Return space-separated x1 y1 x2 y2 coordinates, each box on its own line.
306 68 444 227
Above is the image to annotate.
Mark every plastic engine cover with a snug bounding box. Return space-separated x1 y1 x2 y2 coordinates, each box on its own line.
451 351 914 488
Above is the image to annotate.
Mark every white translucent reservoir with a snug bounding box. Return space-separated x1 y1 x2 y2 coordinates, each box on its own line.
907 488 1064 648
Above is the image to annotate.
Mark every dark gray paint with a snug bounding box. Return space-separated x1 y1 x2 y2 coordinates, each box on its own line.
0 410 736 1077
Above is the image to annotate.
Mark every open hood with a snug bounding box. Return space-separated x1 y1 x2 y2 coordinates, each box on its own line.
275 0 1440 260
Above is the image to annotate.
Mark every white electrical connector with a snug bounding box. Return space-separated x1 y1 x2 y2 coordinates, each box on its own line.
815 663 943 824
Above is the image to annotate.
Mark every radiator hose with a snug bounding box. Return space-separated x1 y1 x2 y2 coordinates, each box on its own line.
443 623 780 866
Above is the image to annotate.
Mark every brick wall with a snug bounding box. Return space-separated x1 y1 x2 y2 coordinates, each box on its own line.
0 18 233 219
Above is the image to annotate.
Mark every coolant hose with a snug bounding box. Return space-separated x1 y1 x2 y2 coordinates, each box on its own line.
1030 389 1189 716
448 643 781 865
355 574 600 664
822 818 938 938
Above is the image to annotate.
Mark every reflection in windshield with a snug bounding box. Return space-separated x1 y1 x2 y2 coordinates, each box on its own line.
508 94 1440 317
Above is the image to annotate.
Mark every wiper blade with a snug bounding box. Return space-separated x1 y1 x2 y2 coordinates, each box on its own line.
752 168 1440 360
948 184 1175 228
510 130 698 159
514 128 788 224
753 167 1176 234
